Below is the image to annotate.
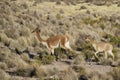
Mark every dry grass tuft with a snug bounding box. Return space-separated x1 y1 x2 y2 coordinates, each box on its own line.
0 47 10 61
0 0 120 79
0 62 8 70
20 27 31 37
0 69 10 80
20 53 30 62
108 67 120 80
0 33 10 46
73 54 85 64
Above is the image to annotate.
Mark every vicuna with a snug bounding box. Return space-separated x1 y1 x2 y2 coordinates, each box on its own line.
85 35 114 60
32 27 73 55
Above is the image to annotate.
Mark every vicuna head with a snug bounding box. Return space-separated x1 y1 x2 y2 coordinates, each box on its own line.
32 27 40 33
85 35 94 43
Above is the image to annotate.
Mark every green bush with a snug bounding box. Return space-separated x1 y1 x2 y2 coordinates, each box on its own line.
103 34 120 46
41 54 55 64
83 17 97 26
99 21 105 30
55 48 67 60
81 43 95 61
56 13 63 20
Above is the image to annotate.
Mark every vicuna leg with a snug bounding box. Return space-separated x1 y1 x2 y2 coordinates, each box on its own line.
108 51 114 60
104 52 108 59
65 41 72 51
94 51 99 60
50 48 54 55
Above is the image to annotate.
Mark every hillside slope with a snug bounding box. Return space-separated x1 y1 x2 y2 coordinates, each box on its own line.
0 0 120 80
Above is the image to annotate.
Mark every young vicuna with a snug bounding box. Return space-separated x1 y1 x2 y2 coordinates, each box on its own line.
32 27 73 55
85 36 114 60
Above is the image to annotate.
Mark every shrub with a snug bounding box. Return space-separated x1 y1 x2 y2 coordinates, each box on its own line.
5 53 28 68
56 13 63 20
83 17 97 26
54 48 67 60
88 71 113 80
73 54 85 64
0 69 10 80
0 62 8 70
99 21 105 30
34 66 44 80
30 59 42 67
41 54 55 64
0 47 10 61
20 53 30 62
0 33 10 46
81 43 95 61
26 35 38 46
19 27 30 37
15 66 34 77
4 28 20 39
103 33 120 46
108 67 120 80
18 37 28 50
72 66 86 75
57 68 78 80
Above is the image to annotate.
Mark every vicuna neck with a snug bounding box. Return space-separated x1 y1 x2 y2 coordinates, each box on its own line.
89 39 95 45
35 32 46 43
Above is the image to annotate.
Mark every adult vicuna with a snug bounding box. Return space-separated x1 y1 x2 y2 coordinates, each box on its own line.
32 27 74 55
85 35 114 60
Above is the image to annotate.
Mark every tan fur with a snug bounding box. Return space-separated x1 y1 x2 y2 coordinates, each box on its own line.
32 28 72 55
86 36 114 60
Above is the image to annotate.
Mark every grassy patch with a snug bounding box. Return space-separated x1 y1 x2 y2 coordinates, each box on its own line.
0 33 10 46
0 69 10 80
83 17 97 26
103 33 120 46
108 67 120 80
4 28 20 39
0 62 8 70
20 53 30 62
0 48 10 61
16 66 34 77
72 66 86 75
41 54 55 64
73 54 85 64
55 48 67 60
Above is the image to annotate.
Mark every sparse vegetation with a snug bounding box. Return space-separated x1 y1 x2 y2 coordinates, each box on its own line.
0 0 120 79
41 54 55 64
108 67 120 80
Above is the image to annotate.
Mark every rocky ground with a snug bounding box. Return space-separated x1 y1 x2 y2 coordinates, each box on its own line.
0 0 120 80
